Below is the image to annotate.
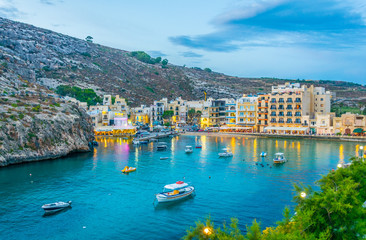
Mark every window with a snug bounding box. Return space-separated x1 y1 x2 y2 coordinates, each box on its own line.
321 98 323 101
250 106 254 111
240 106 244 110
271 112 276 116
287 118 293 123
287 112 292 116
279 118 284 123
279 112 284 116
279 105 284 110
279 98 284 103
295 118 301 123
240 112 244 116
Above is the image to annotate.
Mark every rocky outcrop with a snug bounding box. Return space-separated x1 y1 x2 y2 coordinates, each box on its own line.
1 17 365 106
0 71 94 167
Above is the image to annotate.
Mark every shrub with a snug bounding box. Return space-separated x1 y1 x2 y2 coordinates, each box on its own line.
31 105 41 112
11 103 18 107
18 113 24 120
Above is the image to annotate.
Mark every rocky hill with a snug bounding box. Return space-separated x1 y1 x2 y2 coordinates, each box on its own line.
0 69 94 167
0 17 365 106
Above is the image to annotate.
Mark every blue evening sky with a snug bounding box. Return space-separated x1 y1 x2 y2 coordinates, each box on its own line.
1 0 366 84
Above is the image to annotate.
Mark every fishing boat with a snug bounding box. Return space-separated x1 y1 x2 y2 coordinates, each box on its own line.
273 153 286 164
122 166 136 173
157 142 168 150
218 148 233 157
42 201 72 212
260 152 267 157
155 181 195 203
185 146 193 153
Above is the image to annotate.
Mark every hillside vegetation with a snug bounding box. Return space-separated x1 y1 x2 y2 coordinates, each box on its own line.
1 17 365 107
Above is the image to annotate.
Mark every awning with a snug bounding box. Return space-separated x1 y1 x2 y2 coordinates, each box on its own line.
220 126 252 130
353 128 364 133
264 127 308 131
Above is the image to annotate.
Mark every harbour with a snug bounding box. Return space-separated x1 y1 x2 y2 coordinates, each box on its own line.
0 135 360 240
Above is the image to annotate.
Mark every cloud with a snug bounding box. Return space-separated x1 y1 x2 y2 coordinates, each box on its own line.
40 0 63 5
0 6 22 19
180 51 203 58
170 0 366 52
147 50 167 57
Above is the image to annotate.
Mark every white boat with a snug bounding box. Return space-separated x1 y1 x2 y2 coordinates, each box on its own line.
133 140 140 145
185 146 193 153
218 148 233 157
260 152 267 157
42 201 72 212
273 153 287 163
155 181 195 203
157 142 168 150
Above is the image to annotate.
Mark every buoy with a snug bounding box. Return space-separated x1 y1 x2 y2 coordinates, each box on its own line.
83 226 86 229
29 174 32 176
209 176 211 179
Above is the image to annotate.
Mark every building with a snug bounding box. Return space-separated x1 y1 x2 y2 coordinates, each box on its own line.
256 94 270 132
150 98 168 125
315 112 335 135
225 98 236 127
266 83 332 134
335 113 366 135
236 95 258 132
209 99 227 127
131 105 150 125
168 97 188 126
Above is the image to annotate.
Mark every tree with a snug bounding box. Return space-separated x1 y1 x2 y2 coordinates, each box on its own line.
85 36 93 43
162 110 173 119
155 56 162 63
162 59 168 66
204 68 212 73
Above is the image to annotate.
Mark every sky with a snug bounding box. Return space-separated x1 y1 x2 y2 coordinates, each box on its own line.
0 0 366 84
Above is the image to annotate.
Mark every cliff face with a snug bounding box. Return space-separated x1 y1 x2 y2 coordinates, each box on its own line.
1 17 365 106
0 71 94 167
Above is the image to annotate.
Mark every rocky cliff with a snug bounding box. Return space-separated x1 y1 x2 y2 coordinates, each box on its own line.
0 70 94 167
1 17 365 106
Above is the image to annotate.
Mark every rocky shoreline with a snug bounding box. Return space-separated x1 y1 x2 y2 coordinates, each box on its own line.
0 72 94 167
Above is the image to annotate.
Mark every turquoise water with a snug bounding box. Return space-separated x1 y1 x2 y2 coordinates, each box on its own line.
0 135 360 240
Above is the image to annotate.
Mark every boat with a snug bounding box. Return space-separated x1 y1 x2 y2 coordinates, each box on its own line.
157 142 168 150
260 152 267 157
185 146 193 153
273 153 286 164
160 157 169 160
122 166 136 173
133 140 140 145
218 148 233 157
139 140 148 144
42 201 72 212
155 181 195 203
92 140 99 146
195 143 202 148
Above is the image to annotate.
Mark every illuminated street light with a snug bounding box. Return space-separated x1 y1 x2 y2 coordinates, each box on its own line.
337 163 342 168
203 227 212 235
300 192 307 198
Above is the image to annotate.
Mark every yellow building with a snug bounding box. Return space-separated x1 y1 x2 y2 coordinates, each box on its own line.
236 95 258 132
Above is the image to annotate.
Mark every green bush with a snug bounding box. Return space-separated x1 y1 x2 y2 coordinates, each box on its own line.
130 51 162 64
145 86 155 93
55 85 102 106
11 103 18 107
31 105 41 112
204 68 212 73
18 113 24 120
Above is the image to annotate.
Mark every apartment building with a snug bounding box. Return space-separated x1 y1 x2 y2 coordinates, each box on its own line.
168 97 188 125
208 99 227 127
336 113 366 135
150 98 168 125
315 112 335 134
225 98 236 127
236 95 258 132
256 94 270 132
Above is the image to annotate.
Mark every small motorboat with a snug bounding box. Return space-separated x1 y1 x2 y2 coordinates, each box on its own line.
160 157 169 160
195 144 202 149
218 148 233 157
157 142 168 150
122 166 136 173
42 201 72 212
273 153 287 164
185 146 193 153
260 152 267 157
155 181 195 203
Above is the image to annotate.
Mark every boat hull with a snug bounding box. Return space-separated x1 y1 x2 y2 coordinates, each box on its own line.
156 187 195 203
273 159 286 164
42 201 71 212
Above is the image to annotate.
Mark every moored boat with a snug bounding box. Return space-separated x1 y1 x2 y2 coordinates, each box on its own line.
185 146 193 153
122 166 136 173
218 148 233 157
260 152 267 157
155 181 195 203
42 201 72 212
160 157 169 160
273 153 286 164
157 142 168 150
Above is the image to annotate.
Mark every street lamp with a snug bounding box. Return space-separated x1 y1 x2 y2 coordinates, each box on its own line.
360 146 364 159
300 192 307 198
337 163 342 168
203 227 212 236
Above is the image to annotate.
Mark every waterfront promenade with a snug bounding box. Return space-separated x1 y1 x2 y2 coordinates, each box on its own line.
182 131 366 142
